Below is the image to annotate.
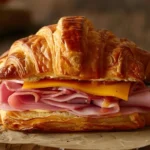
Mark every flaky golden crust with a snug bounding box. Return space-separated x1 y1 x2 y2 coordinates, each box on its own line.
0 110 149 132
0 16 150 82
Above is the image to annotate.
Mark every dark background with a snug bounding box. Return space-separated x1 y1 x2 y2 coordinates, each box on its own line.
0 0 150 54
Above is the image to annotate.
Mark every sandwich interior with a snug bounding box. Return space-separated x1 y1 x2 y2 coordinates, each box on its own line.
0 79 150 131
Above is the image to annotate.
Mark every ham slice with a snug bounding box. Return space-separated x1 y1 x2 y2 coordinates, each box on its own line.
120 106 150 114
4 80 23 91
120 88 150 107
0 82 66 111
129 82 146 94
0 80 150 116
0 81 14 103
41 99 89 110
0 80 121 116
41 93 90 103
70 104 120 116
8 94 65 111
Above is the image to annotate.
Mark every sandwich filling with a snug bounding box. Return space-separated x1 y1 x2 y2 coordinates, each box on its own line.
0 79 150 117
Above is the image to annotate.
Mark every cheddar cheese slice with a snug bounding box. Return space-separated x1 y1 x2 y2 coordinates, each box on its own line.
23 80 131 101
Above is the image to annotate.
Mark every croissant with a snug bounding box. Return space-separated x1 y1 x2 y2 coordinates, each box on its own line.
0 16 150 82
1 16 150 132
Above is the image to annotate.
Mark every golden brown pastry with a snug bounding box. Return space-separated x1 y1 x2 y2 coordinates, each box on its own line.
0 111 146 132
0 16 150 132
0 16 150 82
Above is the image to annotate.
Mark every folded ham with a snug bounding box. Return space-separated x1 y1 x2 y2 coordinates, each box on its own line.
0 80 150 116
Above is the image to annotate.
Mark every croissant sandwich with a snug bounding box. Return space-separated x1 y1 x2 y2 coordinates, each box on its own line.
0 16 150 132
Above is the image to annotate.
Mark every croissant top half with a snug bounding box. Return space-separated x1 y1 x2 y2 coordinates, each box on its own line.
0 16 150 82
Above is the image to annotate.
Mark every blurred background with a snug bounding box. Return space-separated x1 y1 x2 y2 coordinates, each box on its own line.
0 0 150 55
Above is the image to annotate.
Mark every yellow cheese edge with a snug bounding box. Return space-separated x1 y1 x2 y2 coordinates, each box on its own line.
23 80 131 101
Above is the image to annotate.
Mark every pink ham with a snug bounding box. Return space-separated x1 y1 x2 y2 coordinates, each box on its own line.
0 84 66 111
92 97 118 108
120 106 150 114
4 80 23 91
4 81 58 94
1 80 150 116
0 82 14 103
0 81 90 111
41 93 90 103
120 88 150 107
70 104 120 116
0 80 120 116
41 99 89 110
8 95 65 111
129 82 146 94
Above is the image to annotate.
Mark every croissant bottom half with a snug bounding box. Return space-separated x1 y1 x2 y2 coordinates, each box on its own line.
0 110 149 132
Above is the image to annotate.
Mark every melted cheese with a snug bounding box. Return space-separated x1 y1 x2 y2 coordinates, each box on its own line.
23 80 131 101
